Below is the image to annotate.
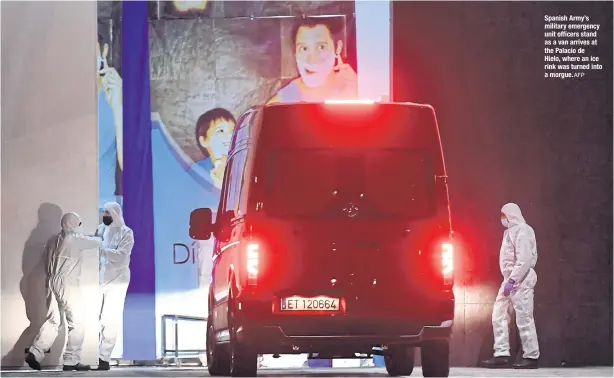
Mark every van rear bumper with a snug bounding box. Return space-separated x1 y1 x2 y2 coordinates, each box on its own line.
227 291 455 353
232 319 453 354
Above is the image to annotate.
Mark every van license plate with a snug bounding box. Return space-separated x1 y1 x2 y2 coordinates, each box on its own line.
281 296 340 311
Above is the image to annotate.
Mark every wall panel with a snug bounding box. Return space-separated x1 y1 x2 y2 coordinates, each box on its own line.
1 1 99 368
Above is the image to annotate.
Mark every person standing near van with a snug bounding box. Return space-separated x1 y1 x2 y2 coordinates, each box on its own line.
95 202 134 371
25 213 101 371
481 203 539 369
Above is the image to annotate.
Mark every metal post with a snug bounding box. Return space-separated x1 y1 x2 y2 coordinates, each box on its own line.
174 315 179 361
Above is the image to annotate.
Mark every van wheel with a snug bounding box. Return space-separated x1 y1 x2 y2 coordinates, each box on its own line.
207 316 230 376
384 346 415 376
421 340 450 377
228 292 258 377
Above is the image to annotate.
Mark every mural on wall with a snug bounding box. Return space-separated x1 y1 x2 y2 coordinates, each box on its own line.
149 1 358 344
97 1 127 360
97 2 124 212
98 0 393 361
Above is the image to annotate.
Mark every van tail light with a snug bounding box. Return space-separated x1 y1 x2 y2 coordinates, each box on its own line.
441 242 454 286
246 243 260 285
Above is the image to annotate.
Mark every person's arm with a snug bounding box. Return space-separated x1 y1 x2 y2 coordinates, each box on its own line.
113 106 124 170
332 54 358 99
72 234 102 250
101 229 134 264
101 66 124 170
508 227 533 283
44 237 58 279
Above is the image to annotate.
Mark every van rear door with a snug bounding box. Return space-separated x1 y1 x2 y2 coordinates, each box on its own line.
249 103 451 318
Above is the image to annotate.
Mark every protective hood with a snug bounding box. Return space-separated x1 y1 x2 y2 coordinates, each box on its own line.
501 203 526 226
61 212 83 233
104 202 125 228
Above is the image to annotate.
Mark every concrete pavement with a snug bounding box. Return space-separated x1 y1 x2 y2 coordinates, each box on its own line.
1 366 612 377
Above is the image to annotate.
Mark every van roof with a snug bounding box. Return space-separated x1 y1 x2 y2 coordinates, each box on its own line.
250 101 436 113
251 100 440 152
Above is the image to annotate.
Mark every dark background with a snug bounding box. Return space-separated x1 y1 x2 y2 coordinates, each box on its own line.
393 1 613 367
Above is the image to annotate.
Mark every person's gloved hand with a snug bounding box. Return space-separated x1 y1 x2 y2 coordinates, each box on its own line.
503 279 516 297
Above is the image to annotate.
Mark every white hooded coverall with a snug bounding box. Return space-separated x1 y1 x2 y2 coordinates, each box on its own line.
492 203 540 359
29 212 102 365
96 202 134 362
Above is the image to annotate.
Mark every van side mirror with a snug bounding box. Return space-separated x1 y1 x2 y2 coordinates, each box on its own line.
189 208 214 240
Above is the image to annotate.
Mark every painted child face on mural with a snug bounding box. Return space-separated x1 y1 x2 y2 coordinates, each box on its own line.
196 108 236 189
294 23 343 88
199 118 235 161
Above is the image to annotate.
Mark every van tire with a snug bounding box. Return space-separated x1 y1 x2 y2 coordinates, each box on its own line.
207 317 230 376
384 346 415 376
228 290 258 377
229 340 258 377
421 340 450 377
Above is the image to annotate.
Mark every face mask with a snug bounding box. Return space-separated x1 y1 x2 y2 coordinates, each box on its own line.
297 53 336 88
102 216 113 226
501 218 509 228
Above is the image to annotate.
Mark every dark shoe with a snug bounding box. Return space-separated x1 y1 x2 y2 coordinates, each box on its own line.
96 358 111 371
513 358 538 369
25 353 41 371
63 363 91 371
480 356 510 368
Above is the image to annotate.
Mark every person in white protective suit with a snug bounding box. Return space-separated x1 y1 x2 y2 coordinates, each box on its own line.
481 203 539 369
95 202 134 371
25 212 101 371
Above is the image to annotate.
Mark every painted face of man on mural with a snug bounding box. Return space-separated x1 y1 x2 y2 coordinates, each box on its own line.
195 108 236 189
268 18 358 104
296 23 340 87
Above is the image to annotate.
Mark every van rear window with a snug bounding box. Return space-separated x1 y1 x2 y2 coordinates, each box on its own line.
265 149 435 219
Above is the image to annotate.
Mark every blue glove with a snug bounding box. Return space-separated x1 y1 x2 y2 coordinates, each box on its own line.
503 279 516 297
